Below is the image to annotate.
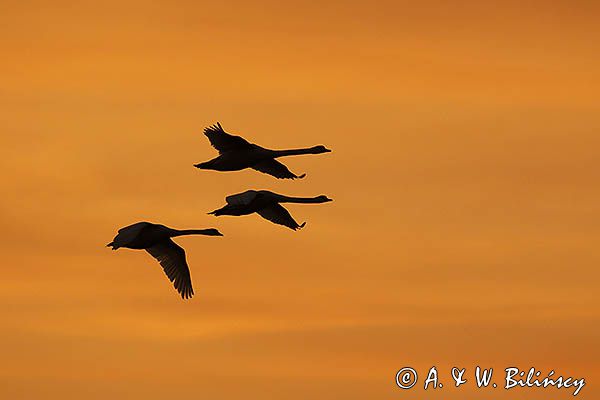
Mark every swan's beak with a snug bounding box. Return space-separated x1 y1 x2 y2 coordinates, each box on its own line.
324 147 332 152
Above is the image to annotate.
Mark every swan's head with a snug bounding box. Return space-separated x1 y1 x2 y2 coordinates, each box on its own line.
310 145 332 154
315 195 333 202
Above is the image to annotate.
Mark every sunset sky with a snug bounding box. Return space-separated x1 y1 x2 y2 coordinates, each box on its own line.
1 1 599 398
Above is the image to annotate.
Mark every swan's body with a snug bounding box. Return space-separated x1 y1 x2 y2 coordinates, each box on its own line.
209 190 332 230
194 122 331 179
107 222 223 299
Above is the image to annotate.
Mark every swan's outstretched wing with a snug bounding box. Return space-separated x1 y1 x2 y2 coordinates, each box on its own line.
252 159 306 179
257 204 306 231
203 122 251 153
225 190 259 205
146 239 194 299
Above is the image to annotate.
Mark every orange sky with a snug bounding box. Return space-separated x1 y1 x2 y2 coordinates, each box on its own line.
1 1 599 398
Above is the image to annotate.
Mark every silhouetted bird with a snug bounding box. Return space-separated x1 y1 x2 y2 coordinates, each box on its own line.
107 222 223 299
194 122 331 179
209 190 333 230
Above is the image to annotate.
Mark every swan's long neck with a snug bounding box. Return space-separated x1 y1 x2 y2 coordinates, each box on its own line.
277 195 325 204
172 229 214 237
272 147 317 157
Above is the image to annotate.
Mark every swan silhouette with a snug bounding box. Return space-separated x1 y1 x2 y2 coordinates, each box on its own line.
194 122 331 179
209 190 333 230
107 222 223 299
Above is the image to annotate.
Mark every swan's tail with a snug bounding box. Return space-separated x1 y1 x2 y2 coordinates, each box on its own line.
208 206 228 216
194 161 211 169
106 242 118 250
208 204 248 216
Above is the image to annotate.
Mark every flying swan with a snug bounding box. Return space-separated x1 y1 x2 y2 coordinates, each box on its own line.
209 190 333 230
107 222 223 299
194 122 331 179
